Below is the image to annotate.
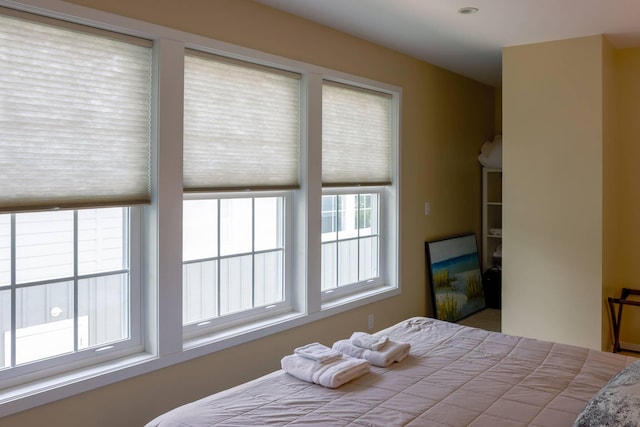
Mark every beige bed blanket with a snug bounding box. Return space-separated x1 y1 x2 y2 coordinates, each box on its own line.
145 317 636 426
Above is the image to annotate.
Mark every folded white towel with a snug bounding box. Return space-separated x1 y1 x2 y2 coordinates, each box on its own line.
294 342 343 364
332 339 411 367
281 354 370 388
350 331 389 351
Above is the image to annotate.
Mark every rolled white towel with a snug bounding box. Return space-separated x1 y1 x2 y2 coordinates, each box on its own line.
281 354 370 388
333 339 411 367
294 342 343 364
350 331 389 351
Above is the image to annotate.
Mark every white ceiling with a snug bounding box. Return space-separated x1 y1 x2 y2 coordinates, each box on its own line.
256 0 640 87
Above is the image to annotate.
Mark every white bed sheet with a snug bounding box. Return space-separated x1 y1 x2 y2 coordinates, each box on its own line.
145 317 636 426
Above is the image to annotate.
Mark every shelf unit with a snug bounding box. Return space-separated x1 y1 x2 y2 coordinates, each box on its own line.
482 168 502 271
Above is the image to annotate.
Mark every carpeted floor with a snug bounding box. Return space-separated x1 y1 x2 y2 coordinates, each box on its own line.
458 308 501 332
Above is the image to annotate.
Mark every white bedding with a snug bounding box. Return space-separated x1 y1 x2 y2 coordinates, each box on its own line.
145 317 637 426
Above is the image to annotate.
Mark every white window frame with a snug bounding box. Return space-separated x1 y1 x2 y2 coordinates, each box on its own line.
0 0 401 416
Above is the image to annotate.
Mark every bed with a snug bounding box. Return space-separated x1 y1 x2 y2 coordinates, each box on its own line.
145 317 639 426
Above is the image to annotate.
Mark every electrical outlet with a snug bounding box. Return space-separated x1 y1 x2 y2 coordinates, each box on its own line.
367 314 374 330
425 201 431 216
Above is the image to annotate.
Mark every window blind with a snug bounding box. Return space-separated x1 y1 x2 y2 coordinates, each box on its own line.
322 82 392 186
183 50 301 192
0 11 152 212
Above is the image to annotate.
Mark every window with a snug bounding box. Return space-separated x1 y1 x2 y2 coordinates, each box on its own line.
182 51 299 332
0 2 399 414
321 82 393 299
0 9 150 384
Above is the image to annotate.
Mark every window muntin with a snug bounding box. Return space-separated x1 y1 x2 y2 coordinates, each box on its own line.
321 192 380 292
0 208 134 371
182 196 287 327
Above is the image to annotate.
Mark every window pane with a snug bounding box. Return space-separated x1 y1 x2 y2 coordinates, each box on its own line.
15 281 74 365
183 199 218 261
183 261 218 324
338 240 358 286
220 199 252 256
0 288 10 369
321 195 336 212
359 236 379 281
254 197 283 251
358 194 378 236
219 255 252 315
16 211 73 284
78 274 128 349
254 251 283 306
0 215 9 286
321 195 337 242
321 242 337 291
337 194 358 240
78 208 126 275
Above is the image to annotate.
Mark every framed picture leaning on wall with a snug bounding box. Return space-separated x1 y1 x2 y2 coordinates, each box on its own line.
426 233 485 322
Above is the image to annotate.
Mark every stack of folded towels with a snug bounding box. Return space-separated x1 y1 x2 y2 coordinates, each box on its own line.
332 331 411 367
281 342 370 389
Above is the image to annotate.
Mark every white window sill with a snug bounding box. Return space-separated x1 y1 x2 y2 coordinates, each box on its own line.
322 284 400 312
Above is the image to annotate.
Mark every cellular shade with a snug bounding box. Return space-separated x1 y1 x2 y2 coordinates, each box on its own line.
322 82 392 186
183 50 301 192
0 10 153 212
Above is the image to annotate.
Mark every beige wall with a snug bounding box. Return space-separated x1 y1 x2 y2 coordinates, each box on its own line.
503 35 640 351
502 36 606 349
611 46 640 347
0 1 494 426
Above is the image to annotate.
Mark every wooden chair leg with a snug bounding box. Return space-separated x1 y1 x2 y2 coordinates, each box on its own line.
608 297 621 353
